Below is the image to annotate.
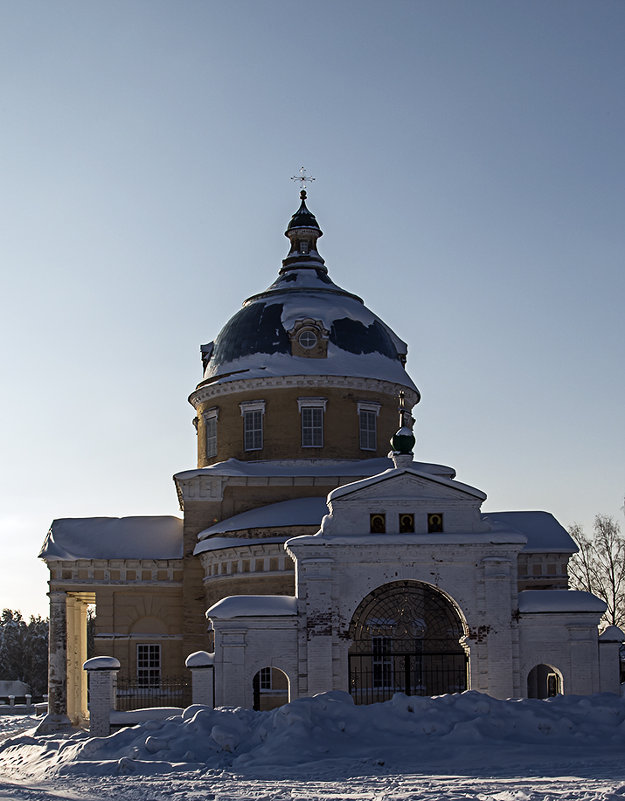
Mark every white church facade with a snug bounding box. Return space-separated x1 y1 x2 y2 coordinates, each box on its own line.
38 189 621 730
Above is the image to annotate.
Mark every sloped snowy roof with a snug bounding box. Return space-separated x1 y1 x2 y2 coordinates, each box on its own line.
518 590 606 614
207 595 297 618
196 497 328 542
483 511 577 553
175 456 456 482
327 467 487 502
39 516 183 561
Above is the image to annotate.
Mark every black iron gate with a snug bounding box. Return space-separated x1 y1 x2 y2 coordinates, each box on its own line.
348 651 468 704
348 580 468 704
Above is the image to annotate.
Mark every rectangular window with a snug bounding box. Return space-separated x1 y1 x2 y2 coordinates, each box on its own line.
357 401 380 451
301 406 323 447
206 415 217 458
359 409 377 450
240 401 265 452
244 409 263 451
137 644 161 687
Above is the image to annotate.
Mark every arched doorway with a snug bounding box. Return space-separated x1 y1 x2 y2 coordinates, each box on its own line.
252 667 290 711
348 580 468 704
527 664 562 698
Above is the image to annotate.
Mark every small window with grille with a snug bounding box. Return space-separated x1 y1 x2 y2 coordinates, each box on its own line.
137 644 161 687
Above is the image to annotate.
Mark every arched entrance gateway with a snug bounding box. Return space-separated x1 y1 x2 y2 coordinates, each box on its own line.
348 580 468 704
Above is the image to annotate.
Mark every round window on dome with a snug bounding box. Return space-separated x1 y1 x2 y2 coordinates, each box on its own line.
298 331 318 350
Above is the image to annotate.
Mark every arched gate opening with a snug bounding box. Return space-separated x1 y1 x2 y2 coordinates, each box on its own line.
527 664 562 698
348 580 468 704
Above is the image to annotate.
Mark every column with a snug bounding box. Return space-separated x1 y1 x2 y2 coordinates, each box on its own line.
185 651 215 706
35 590 72 734
66 595 90 725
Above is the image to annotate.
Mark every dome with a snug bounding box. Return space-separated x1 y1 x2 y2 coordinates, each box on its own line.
198 195 419 398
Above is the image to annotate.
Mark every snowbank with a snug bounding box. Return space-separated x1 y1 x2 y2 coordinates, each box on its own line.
3 691 625 781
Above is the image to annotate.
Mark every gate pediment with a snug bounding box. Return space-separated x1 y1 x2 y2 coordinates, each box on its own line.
319 467 488 537
330 470 484 504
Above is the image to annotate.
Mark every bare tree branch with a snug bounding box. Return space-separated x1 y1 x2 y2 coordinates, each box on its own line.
569 516 625 627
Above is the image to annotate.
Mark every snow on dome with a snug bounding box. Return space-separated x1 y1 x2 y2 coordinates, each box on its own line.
518 589 607 614
39 516 183 561
198 196 419 393
483 511 577 553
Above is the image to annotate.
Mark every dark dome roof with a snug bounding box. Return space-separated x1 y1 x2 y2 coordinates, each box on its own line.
198 198 419 395
286 193 321 233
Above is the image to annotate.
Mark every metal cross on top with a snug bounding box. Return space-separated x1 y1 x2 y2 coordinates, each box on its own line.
291 166 316 193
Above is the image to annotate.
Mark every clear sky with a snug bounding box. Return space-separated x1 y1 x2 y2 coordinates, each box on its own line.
1 0 623 619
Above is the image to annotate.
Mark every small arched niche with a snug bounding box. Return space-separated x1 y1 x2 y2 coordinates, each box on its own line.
129 616 168 635
527 664 563 698
252 666 290 711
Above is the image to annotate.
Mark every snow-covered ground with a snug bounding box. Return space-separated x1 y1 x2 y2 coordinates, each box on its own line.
2 692 625 800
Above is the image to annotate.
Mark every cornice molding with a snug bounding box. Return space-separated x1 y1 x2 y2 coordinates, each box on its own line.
189 375 418 409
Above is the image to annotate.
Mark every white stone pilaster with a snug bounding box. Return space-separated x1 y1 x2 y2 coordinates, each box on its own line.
83 657 120 737
185 651 215 706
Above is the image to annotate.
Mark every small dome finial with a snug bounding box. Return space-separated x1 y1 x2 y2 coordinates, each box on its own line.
390 390 416 465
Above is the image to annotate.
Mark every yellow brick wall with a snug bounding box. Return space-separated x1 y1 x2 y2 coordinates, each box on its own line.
195 385 402 466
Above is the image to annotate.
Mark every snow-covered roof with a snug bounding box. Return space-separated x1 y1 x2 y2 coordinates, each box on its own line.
175 456 456 482
327 467 487 502
194 536 291 556
0 680 30 696
518 590 606 614
599 625 625 642
207 595 297 619
483 511 577 553
196 497 328 541
39 516 183 561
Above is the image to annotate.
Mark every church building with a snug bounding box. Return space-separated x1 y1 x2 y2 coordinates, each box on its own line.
38 188 621 729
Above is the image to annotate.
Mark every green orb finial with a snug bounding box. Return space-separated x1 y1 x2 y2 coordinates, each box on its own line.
390 390 416 455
